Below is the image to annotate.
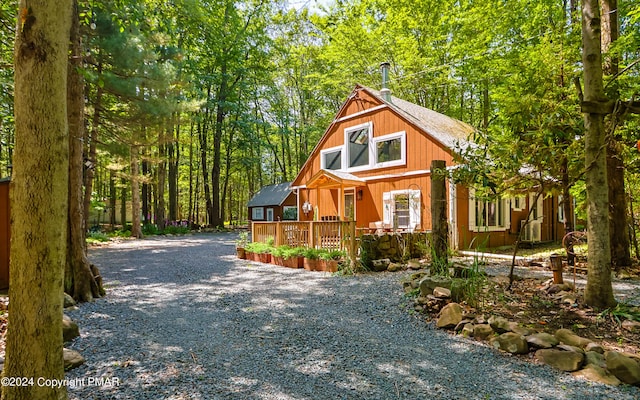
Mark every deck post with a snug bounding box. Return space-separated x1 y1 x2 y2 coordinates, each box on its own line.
349 221 357 269
309 221 316 249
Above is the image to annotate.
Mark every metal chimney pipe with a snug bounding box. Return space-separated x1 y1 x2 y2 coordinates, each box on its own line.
380 62 391 102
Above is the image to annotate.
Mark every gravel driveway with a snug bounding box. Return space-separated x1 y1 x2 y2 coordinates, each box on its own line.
66 233 640 399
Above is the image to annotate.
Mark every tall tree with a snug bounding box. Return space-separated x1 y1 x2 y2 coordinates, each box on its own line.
4 1 72 399
581 0 616 308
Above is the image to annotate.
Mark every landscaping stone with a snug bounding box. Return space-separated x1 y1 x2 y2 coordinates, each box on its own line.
488 315 511 333
433 287 451 299
63 314 80 343
572 365 621 386
535 349 584 372
64 293 76 308
473 324 494 340
584 351 607 369
526 332 559 349
419 276 452 296
605 351 640 385
371 258 390 272
585 342 605 354
63 348 85 371
555 328 592 348
490 332 528 354
461 323 474 337
387 262 403 272
436 302 463 329
622 319 640 333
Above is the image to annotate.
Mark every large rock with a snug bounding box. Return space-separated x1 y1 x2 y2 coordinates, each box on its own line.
419 276 452 296
473 324 494 340
63 348 85 371
461 323 475 338
488 316 511 334
555 328 592 349
605 351 640 385
584 351 607 369
526 332 559 349
491 332 528 354
535 349 584 371
63 314 80 343
572 364 621 386
621 319 640 333
437 303 463 329
371 258 390 272
585 342 605 354
433 287 451 299
63 293 76 308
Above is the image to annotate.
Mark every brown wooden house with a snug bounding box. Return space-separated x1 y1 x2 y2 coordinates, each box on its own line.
290 84 568 249
248 182 297 222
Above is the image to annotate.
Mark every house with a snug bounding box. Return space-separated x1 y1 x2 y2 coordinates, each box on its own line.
248 182 297 222
290 77 568 249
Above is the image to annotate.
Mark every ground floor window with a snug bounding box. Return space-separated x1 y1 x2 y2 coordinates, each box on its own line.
252 207 264 220
469 190 510 232
283 206 297 221
383 189 421 230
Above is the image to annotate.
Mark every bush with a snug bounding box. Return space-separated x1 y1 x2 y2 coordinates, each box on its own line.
143 224 161 235
163 225 190 235
86 231 110 243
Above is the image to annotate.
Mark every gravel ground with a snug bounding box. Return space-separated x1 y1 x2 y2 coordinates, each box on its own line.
66 233 640 400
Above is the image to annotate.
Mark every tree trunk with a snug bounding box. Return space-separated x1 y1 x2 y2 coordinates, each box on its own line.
600 0 631 268
199 117 213 226
430 160 448 271
66 0 102 302
83 61 102 228
130 145 142 238
581 0 616 309
120 177 127 227
168 114 178 222
156 125 167 230
109 169 116 227
4 1 72 398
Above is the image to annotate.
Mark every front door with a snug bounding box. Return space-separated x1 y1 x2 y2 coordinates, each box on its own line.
266 208 274 221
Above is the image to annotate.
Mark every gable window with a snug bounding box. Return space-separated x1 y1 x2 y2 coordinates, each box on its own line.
252 207 264 220
468 190 510 232
348 127 370 168
383 189 421 231
511 196 525 211
321 147 342 170
373 131 406 167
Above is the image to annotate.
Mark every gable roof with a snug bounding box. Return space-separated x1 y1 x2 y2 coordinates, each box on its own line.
247 182 294 207
307 169 365 189
359 85 474 150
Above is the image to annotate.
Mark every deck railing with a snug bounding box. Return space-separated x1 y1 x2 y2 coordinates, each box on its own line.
251 221 357 255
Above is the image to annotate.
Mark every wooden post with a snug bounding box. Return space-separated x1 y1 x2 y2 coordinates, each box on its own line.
349 221 357 270
431 160 448 266
550 254 564 284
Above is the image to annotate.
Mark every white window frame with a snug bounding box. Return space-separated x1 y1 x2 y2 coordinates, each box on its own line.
511 196 526 211
252 207 264 220
383 189 421 231
344 122 374 172
528 193 544 221
266 208 274 222
320 145 343 170
557 195 565 223
373 131 406 168
468 190 510 232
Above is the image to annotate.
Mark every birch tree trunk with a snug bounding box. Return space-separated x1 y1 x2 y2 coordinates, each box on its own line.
4 1 72 398
581 0 616 308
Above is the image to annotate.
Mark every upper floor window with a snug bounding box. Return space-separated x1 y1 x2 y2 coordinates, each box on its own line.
347 124 370 168
321 147 342 170
373 131 406 168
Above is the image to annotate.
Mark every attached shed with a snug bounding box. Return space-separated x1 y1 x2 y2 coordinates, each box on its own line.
248 182 297 222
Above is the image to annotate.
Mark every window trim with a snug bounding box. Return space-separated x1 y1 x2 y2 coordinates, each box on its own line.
320 145 343 170
282 206 298 221
252 207 264 220
373 131 406 168
383 189 421 230
344 122 374 173
468 190 510 232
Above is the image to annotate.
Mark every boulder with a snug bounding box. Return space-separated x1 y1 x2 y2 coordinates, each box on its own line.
371 258 390 272
436 303 463 329
585 342 605 354
387 263 403 272
557 344 584 354
433 287 451 299
555 328 592 349
535 349 584 372
526 332 559 349
419 276 452 296
461 323 475 338
491 332 528 354
62 314 80 343
473 324 494 340
63 348 85 371
584 351 607 369
488 316 512 334
572 364 621 386
407 259 422 270
605 351 640 385
63 293 76 308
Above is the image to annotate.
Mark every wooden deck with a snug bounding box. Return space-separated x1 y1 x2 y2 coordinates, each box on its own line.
251 221 357 252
